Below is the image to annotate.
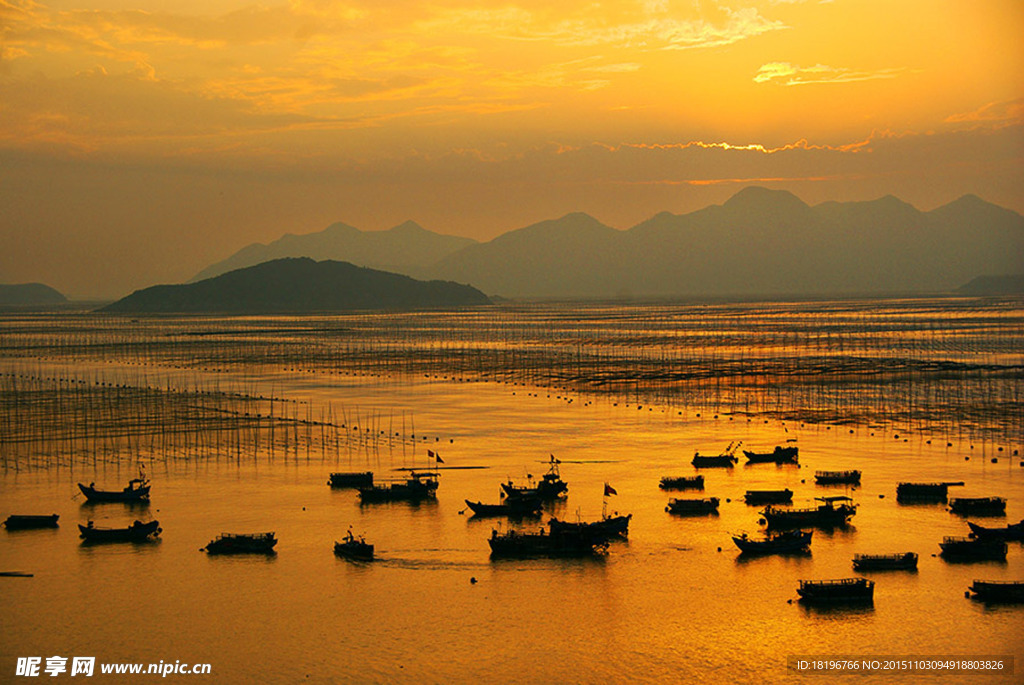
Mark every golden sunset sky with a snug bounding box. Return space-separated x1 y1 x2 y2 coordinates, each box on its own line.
1 0 1022 298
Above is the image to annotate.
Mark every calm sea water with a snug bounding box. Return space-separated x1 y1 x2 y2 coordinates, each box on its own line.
1 302 1022 683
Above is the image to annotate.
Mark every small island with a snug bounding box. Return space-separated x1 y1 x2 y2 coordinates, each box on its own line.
0 283 68 306
101 258 491 313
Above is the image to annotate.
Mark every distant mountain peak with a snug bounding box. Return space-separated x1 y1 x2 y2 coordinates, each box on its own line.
190 220 477 282
722 186 809 213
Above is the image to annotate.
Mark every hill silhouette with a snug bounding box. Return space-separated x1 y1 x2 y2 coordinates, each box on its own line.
428 187 1024 297
104 258 490 313
957 274 1024 296
188 187 1024 298
192 221 476 282
0 283 68 306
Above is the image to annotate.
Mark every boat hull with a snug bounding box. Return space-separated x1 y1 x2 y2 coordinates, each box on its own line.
659 476 704 491
203 533 277 554
852 553 918 571
79 520 161 543
969 581 1024 602
3 514 59 530
78 482 150 503
797 578 874 604
327 472 374 488
334 541 374 561
733 530 812 554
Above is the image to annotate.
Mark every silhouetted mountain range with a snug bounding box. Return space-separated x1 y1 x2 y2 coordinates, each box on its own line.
0 283 67 306
104 258 490 313
957 275 1024 296
192 221 476 282
192 188 1024 298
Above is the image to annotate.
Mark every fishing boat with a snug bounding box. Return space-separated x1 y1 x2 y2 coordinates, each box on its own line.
487 527 607 558
814 470 860 485
691 442 740 468
202 532 277 554
666 497 720 515
78 519 161 543
500 456 568 500
659 475 704 490
3 514 59 530
896 481 962 502
334 531 374 561
359 472 439 503
761 496 856 529
743 489 793 505
743 446 799 464
78 477 150 503
797 577 874 604
939 536 1007 561
949 497 1006 516
327 471 374 488
464 496 542 518
732 529 812 554
967 580 1024 602
852 552 918 571
549 513 631 541
967 519 1024 541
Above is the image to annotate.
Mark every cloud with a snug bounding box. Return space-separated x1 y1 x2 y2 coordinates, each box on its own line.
754 61 906 85
945 98 1024 128
419 5 786 50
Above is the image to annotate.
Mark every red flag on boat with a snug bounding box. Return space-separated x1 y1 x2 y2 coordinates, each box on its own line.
604 483 617 496
427 450 434 457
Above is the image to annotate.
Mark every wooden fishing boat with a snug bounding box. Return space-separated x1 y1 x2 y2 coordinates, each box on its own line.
548 513 631 541
78 519 161 543
659 475 704 491
464 496 542 518
797 577 874 604
896 481 962 502
202 532 277 554
814 470 860 485
732 529 811 555
692 442 740 468
487 527 607 558
968 580 1024 602
743 489 793 505
327 471 373 488
967 519 1024 542
743 446 799 464
939 536 1007 561
3 514 59 530
666 497 719 515
334 531 374 561
852 552 918 571
949 497 1006 516
78 478 150 503
359 472 438 503
500 457 568 500
761 496 856 529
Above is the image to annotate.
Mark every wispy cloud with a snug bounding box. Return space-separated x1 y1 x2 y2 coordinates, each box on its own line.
420 5 787 50
945 98 1024 127
754 61 906 85
620 136 874 154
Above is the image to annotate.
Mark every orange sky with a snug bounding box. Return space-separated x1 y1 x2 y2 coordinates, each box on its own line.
1 0 1022 298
